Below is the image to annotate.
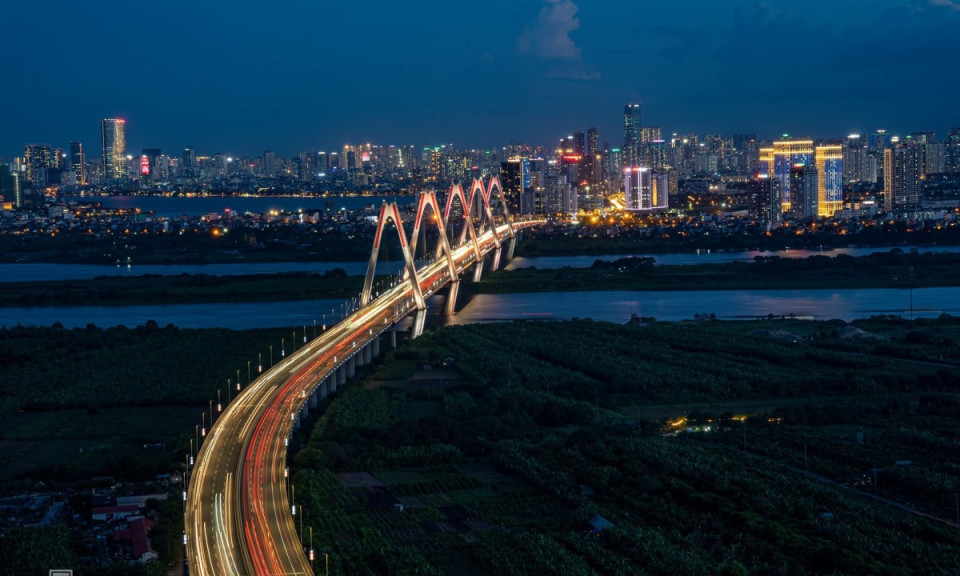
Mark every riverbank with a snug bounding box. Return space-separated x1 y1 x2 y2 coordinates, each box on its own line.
2 249 959 309
473 249 960 294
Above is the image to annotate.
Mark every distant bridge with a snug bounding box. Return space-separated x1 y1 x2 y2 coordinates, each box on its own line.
186 177 540 575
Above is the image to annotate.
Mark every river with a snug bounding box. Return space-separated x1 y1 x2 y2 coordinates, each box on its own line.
1 287 954 330
3 244 957 283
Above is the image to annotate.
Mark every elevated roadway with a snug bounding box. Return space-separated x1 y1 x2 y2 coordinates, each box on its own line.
186 217 538 575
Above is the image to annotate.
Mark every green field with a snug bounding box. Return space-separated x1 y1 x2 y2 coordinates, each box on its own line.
291 317 960 576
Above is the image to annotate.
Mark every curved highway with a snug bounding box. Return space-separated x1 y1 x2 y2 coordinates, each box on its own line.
186 220 537 575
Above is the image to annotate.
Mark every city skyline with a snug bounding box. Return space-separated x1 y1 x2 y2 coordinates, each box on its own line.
3 0 959 157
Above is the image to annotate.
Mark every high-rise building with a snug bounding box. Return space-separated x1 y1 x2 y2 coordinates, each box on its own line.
23 144 52 188
758 139 813 213
815 144 843 217
623 103 642 166
924 143 946 175
69 142 86 185
624 166 667 212
586 127 599 156
499 158 529 215
947 128 960 173
884 143 923 212
0 165 22 208
101 118 126 181
747 174 781 226
842 135 865 183
790 163 819 219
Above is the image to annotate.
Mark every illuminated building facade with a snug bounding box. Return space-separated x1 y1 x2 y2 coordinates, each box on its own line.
23 144 52 188
623 103 642 166
815 144 843 217
624 166 667 212
69 142 85 185
884 143 923 212
760 139 813 213
499 158 529 215
100 118 126 181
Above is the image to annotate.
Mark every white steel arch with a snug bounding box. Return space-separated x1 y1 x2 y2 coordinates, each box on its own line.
360 202 424 309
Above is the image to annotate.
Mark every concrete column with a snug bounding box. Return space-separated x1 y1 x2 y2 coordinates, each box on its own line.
391 326 397 349
309 389 318 410
372 336 380 357
492 246 502 271
472 258 484 282
411 309 427 340
507 236 517 260
363 343 372 364
320 379 329 399
347 356 356 378
336 365 346 387
444 280 460 315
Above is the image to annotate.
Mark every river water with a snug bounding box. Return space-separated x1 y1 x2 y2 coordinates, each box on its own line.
1 287 954 330
3 245 958 283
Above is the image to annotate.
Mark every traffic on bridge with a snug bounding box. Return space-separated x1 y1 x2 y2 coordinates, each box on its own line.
186 178 540 575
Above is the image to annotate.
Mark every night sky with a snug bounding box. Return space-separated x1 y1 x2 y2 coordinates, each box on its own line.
3 0 959 157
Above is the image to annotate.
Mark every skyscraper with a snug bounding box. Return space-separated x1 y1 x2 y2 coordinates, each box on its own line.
759 139 814 213
790 163 819 219
624 166 668 212
623 103 642 166
947 128 960 173
499 158 529 215
0 165 22 208
884 143 923 212
69 142 85 185
101 118 126 181
23 144 52 188
815 144 843 217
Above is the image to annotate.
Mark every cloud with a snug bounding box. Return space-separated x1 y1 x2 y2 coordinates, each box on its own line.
517 0 582 61
930 0 960 10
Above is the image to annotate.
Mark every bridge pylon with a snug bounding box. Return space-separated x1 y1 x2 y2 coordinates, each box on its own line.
361 202 425 309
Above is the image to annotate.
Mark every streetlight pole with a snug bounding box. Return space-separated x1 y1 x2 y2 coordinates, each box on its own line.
281 338 285 358
258 353 262 373
248 361 252 384
208 400 213 427
236 369 241 391
201 412 206 438
217 389 222 413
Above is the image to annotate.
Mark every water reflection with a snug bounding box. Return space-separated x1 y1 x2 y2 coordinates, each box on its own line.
2 287 955 330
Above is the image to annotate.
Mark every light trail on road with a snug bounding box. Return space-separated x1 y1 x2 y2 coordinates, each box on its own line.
186 220 538 575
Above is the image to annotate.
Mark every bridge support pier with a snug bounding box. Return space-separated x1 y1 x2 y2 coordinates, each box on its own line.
363 343 372 364
336 366 346 388
507 236 516 260
492 246 502 271
347 356 356 378
309 389 318 410
391 326 397 349
373 335 380 357
444 280 459 315
411 309 427 339
472 259 484 282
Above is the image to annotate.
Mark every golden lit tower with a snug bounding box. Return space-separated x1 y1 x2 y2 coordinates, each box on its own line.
100 118 126 181
815 144 843 217
760 139 813 213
